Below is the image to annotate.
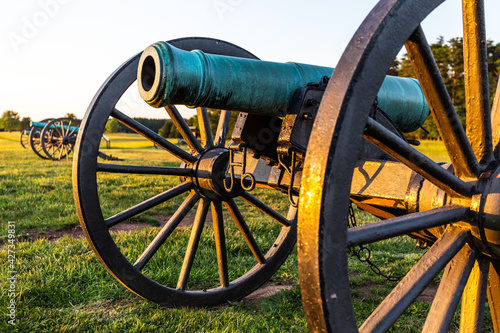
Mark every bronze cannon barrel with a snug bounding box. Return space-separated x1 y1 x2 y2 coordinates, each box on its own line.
138 42 430 132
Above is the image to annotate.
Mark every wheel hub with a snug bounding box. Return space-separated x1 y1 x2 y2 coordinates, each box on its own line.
193 147 243 199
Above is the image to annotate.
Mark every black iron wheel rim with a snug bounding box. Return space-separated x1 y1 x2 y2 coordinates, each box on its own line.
29 127 50 159
20 128 30 149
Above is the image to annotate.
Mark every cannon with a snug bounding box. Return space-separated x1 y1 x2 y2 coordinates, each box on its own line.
27 117 117 161
19 118 52 151
73 37 427 305
72 0 500 330
25 118 59 159
29 118 81 161
27 118 82 160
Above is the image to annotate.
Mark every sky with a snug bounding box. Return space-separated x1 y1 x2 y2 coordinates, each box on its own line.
0 0 499 121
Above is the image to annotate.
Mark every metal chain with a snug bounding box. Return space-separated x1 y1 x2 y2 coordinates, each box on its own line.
348 203 405 282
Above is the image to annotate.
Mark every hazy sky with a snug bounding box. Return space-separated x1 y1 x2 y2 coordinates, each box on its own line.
1 0 499 121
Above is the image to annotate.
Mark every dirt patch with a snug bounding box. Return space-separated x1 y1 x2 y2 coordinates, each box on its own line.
154 213 198 228
243 285 294 302
153 211 231 228
23 209 211 242
23 209 227 242
416 285 438 303
109 223 155 233
25 221 161 242
357 282 438 304
25 225 86 241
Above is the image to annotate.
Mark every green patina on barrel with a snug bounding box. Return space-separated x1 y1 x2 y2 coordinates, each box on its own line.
377 76 429 132
30 121 79 133
138 42 429 133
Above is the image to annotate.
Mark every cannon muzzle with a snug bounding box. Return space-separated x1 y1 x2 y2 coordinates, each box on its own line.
138 41 430 132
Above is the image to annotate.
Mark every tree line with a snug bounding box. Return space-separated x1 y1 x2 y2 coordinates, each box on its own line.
157 109 239 140
0 111 78 132
106 110 239 142
4 36 499 141
105 118 166 135
0 111 31 132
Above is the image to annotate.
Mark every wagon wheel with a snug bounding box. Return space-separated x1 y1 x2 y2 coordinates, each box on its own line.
298 0 500 331
73 37 296 307
41 117 80 161
20 128 30 149
28 118 54 159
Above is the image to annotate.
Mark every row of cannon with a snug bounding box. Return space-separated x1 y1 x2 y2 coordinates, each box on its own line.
20 117 80 161
21 117 115 161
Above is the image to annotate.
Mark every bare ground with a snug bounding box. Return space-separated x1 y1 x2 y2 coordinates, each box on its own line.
24 212 196 242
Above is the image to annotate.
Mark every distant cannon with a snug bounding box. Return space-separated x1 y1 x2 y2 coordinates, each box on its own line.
27 117 117 161
20 128 31 149
29 118 80 161
20 118 51 151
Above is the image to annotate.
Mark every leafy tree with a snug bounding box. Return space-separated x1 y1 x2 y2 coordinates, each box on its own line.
64 113 78 120
0 110 20 132
488 40 500 105
388 58 400 76
187 115 198 127
105 119 120 133
169 124 182 138
19 117 31 131
158 120 173 138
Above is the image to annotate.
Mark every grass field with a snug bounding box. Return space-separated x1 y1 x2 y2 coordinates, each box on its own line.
0 132 492 332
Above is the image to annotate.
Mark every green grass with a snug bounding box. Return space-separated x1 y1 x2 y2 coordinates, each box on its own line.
0 134 492 331
0 132 77 236
414 139 450 163
1 236 305 332
0 132 305 332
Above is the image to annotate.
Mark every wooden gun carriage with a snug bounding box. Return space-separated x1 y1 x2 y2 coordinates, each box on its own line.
72 0 500 331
